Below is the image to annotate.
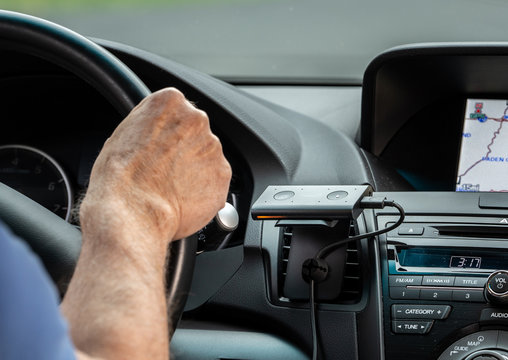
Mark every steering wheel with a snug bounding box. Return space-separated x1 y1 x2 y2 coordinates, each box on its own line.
0 10 196 337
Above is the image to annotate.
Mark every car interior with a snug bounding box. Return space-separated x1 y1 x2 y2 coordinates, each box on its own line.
1 7 508 360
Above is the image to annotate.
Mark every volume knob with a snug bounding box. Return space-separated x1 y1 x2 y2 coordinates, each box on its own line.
485 270 508 305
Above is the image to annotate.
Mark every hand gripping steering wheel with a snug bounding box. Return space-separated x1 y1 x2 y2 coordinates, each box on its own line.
0 10 196 337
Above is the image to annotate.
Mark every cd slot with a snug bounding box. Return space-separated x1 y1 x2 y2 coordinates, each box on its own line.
435 224 508 239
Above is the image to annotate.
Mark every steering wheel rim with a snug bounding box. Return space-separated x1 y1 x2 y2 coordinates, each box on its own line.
0 10 195 337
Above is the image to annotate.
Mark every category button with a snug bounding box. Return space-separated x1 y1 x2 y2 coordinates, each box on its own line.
389 276 423 287
423 276 455 287
392 304 451 320
392 321 433 334
454 277 487 288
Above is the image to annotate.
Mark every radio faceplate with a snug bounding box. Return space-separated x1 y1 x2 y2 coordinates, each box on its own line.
379 218 508 360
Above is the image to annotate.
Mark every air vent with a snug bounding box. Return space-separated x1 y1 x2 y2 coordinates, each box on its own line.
279 221 362 304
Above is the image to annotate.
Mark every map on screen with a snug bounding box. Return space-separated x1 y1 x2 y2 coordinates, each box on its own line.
456 99 508 192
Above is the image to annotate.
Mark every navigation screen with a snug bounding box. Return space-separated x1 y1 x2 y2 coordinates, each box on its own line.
456 99 508 192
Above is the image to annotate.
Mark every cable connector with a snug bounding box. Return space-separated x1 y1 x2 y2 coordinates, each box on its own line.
302 258 329 284
360 196 387 209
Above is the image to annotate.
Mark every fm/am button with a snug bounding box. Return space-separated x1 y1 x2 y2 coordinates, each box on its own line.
389 276 423 287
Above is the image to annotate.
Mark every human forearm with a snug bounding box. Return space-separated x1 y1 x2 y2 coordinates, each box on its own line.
61 201 174 360
60 88 231 360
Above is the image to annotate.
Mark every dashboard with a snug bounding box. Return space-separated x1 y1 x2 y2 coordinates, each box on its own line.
3 30 508 360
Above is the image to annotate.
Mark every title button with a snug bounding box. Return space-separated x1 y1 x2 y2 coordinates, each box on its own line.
454 277 487 288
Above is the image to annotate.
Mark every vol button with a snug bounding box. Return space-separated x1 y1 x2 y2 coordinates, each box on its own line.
488 272 508 294
485 271 508 305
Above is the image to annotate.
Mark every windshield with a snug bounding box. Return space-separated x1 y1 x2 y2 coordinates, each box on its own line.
4 0 508 82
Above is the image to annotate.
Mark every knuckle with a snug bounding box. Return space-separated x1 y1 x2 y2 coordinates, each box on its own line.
194 110 210 128
150 87 186 108
160 87 185 100
220 158 233 182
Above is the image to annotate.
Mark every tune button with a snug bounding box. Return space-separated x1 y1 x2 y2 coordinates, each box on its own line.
392 320 433 334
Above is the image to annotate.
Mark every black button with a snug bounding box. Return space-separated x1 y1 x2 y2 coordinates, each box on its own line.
392 321 433 334
454 277 487 288
480 308 508 324
390 287 420 300
487 272 508 295
389 276 423 287
452 290 485 303
421 289 452 301
392 304 451 320
398 226 424 235
422 276 455 287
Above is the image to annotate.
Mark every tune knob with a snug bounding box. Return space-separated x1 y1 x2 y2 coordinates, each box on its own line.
485 271 508 305
464 349 508 359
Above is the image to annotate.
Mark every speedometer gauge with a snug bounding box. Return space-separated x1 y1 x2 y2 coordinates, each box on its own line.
0 145 73 221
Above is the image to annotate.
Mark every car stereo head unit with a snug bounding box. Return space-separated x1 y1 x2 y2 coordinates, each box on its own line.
387 223 508 276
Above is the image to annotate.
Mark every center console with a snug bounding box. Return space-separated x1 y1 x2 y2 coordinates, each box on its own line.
376 192 508 360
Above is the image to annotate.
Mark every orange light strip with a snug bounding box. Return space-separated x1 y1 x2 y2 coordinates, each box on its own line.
255 215 288 219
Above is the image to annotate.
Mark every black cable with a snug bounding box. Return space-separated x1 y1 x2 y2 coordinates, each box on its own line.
310 279 318 360
307 200 405 360
316 201 405 259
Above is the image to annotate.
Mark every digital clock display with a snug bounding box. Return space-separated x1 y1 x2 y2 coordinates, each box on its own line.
450 256 482 269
